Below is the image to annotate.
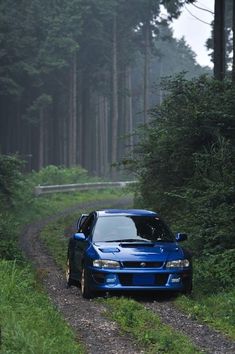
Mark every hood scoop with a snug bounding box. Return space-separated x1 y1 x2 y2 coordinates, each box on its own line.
98 247 120 253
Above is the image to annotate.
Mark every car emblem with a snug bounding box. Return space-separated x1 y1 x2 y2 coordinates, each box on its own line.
140 262 146 267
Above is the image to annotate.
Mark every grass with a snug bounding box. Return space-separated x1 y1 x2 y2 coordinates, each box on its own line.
175 289 235 340
15 188 127 226
100 297 203 354
0 260 84 354
41 213 76 270
0 187 129 354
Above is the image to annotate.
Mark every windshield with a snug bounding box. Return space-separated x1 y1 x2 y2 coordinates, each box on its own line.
92 215 174 243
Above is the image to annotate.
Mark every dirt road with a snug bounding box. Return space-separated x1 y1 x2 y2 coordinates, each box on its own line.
20 197 235 354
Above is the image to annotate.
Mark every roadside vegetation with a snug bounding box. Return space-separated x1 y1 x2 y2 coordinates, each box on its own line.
124 75 235 339
102 297 202 354
0 260 84 354
0 159 124 353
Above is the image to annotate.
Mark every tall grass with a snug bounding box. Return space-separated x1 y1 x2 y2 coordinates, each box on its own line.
0 260 84 354
0 162 131 354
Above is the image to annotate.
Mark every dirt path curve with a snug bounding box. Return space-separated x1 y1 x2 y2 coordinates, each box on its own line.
20 197 142 354
20 197 235 354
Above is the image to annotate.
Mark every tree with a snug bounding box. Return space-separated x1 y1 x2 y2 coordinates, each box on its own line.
0 0 206 177
127 75 235 253
232 0 235 82
214 0 225 80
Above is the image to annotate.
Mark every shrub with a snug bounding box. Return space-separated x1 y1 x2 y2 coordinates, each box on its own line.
29 165 90 186
193 250 235 295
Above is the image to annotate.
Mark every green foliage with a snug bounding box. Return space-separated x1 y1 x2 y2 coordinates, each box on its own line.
130 75 235 255
0 158 124 260
29 165 91 185
0 212 21 260
0 260 84 354
102 297 202 354
192 251 235 295
176 289 235 339
0 162 128 353
0 154 24 208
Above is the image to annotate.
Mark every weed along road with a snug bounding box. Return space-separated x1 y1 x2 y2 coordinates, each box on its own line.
20 197 235 354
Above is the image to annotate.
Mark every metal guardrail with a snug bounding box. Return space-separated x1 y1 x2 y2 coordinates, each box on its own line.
34 181 135 196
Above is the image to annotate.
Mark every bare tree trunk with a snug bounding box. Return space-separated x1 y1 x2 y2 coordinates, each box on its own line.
126 66 133 154
111 14 118 175
232 0 235 83
103 95 109 176
38 107 44 170
77 71 83 166
94 92 99 175
68 53 77 166
214 0 225 80
143 21 150 123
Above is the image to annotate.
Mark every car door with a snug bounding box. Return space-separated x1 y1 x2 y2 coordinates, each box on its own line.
73 213 96 278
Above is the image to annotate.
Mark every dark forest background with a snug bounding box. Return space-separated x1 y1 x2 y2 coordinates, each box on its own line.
0 0 211 176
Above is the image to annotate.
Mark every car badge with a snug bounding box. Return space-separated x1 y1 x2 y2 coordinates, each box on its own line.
140 262 146 267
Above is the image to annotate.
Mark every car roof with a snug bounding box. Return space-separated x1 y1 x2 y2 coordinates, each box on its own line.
96 209 159 217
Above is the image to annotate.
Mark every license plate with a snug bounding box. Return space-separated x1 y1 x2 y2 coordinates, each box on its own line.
133 274 155 285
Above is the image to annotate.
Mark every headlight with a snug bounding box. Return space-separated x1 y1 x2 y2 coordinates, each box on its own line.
93 259 120 269
166 259 190 268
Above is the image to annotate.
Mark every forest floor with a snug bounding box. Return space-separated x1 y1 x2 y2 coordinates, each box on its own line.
20 197 235 354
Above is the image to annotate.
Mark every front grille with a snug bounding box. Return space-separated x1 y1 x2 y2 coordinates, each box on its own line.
122 261 163 268
118 273 169 286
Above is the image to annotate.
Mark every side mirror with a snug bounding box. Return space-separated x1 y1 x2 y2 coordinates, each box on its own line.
73 232 86 241
175 233 188 242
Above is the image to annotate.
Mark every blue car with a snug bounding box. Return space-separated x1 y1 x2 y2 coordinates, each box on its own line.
66 209 192 298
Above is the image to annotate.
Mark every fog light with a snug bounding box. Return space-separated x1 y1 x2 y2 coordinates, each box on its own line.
171 277 181 283
105 274 118 284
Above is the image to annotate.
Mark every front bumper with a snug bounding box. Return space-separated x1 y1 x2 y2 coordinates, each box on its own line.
87 266 192 292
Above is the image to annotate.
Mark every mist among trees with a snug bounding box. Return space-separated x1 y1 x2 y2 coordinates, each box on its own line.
0 0 208 176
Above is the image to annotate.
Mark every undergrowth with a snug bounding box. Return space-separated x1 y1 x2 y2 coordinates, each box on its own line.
0 161 129 354
0 260 84 354
101 297 202 354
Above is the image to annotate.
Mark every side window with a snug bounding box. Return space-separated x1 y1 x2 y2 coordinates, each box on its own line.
77 214 88 231
81 214 95 237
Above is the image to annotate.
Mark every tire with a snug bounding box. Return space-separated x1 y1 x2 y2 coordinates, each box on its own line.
80 267 95 299
65 258 72 288
65 258 78 288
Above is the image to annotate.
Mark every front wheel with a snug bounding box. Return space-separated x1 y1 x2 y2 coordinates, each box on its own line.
80 267 95 299
65 258 78 288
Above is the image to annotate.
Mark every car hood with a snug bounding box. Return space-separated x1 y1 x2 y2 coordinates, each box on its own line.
93 241 185 262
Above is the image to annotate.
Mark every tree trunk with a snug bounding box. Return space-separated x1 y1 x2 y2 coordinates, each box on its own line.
68 53 77 166
232 0 235 82
126 66 133 154
38 107 44 170
214 0 225 80
143 20 150 123
111 14 118 175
